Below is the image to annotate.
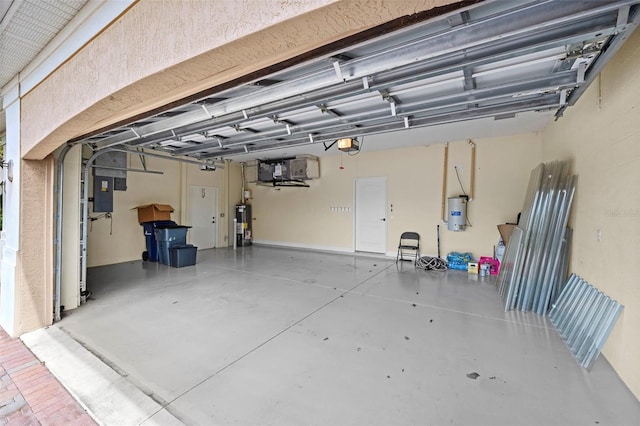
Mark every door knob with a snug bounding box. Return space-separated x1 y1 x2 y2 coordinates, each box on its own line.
380 218 386 221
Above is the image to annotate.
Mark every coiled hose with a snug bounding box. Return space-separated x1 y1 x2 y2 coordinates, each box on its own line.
416 256 448 271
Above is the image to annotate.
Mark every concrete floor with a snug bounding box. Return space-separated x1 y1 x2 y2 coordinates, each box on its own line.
27 246 640 425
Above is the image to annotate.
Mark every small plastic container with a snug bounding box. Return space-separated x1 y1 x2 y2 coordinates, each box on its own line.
479 257 500 275
479 263 491 276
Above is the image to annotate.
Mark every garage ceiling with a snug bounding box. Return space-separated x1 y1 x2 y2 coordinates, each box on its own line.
75 0 640 163
0 0 88 134
0 0 88 89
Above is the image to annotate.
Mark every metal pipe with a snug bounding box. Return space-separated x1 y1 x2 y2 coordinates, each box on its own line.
107 147 224 168
54 144 73 321
441 143 448 224
468 140 476 201
90 165 164 175
233 218 238 250
241 163 245 205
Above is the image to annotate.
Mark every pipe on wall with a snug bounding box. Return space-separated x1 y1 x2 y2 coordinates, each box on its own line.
469 139 476 201
240 163 246 205
441 142 448 224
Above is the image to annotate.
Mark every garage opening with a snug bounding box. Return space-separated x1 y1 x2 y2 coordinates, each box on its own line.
44 1 640 424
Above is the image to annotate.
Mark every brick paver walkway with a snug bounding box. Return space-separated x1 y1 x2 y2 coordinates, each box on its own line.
0 327 95 425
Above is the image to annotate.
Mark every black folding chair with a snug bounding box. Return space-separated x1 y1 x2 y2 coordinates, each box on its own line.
396 232 420 264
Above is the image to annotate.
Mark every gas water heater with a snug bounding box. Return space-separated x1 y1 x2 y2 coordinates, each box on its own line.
448 196 468 231
235 204 252 246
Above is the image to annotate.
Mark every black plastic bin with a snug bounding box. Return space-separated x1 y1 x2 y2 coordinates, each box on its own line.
155 225 191 265
141 220 176 262
169 244 197 268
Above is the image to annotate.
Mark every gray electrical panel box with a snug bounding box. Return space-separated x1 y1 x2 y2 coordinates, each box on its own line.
93 175 113 212
114 177 127 191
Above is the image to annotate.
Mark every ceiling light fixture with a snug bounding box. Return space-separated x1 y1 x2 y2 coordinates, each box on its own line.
323 137 360 152
337 137 359 152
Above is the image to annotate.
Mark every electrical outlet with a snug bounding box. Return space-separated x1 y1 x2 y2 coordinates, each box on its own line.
596 229 602 242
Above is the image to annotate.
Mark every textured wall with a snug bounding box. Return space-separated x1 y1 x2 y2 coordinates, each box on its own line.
20 0 459 159
541 28 640 399
17 157 54 333
250 132 542 257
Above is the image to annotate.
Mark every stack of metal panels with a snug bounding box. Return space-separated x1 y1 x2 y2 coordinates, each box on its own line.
498 161 576 314
549 274 624 369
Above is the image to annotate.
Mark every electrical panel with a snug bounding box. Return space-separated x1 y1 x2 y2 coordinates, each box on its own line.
114 177 127 191
93 175 113 212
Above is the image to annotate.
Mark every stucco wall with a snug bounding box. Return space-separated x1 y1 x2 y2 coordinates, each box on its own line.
18 158 55 332
250 131 542 258
541 28 640 398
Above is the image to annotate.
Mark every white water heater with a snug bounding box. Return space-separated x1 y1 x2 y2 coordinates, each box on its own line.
448 196 467 231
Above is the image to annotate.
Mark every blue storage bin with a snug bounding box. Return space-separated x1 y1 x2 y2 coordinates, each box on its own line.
169 245 197 268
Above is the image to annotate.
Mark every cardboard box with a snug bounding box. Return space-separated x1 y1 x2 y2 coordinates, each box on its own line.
132 204 174 223
497 224 516 245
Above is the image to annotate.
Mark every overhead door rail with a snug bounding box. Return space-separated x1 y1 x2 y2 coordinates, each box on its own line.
74 0 640 159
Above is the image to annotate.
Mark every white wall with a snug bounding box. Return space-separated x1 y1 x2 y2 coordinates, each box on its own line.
250 131 542 259
541 28 640 399
0 95 21 333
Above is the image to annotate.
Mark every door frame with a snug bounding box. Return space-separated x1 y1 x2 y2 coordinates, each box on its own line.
353 176 387 254
189 185 219 249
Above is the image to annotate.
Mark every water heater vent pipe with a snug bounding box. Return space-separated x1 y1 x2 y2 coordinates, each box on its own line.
441 143 448 224
241 163 246 204
469 140 476 201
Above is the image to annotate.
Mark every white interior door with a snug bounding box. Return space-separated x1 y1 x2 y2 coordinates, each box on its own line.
190 186 218 250
355 177 387 253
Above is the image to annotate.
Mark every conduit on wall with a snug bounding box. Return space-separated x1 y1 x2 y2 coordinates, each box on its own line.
469 140 475 201
441 142 448 224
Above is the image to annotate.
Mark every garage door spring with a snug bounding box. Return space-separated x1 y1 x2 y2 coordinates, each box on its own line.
416 256 447 271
